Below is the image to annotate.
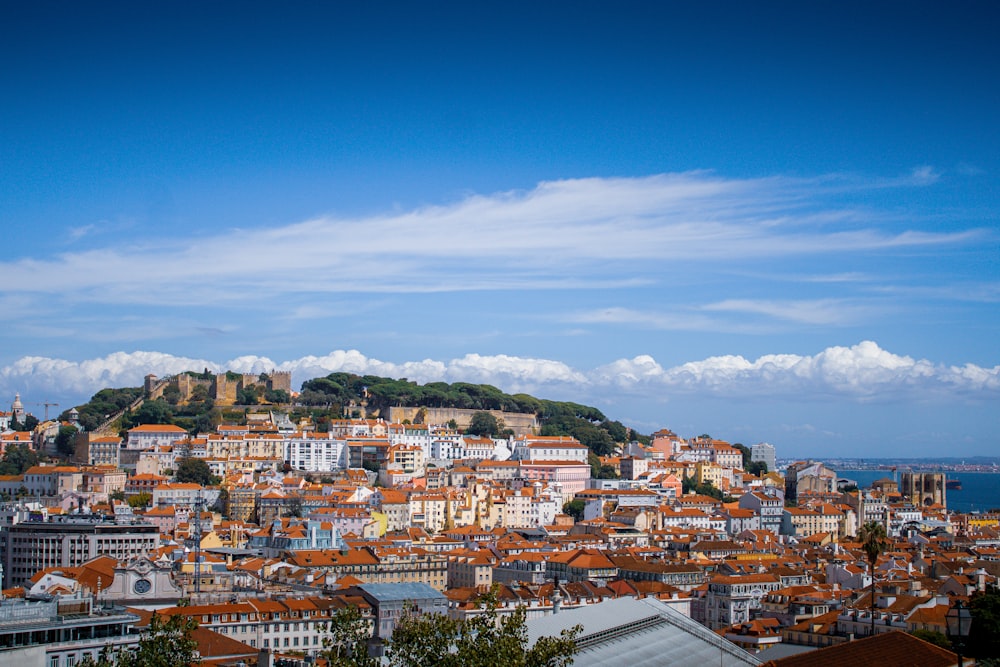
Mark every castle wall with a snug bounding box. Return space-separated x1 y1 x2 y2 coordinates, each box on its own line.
175 374 194 403
159 370 293 407
213 375 238 406
387 407 538 436
269 371 292 394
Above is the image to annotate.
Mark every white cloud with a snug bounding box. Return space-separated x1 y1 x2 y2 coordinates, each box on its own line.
2 342 996 410
595 341 1000 400
0 351 222 397
67 224 96 241
0 171 976 305
700 298 877 325
567 307 726 332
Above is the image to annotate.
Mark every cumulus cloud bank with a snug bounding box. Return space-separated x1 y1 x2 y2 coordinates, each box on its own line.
3 342 996 408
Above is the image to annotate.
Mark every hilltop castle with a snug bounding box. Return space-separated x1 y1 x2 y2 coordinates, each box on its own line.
145 370 292 406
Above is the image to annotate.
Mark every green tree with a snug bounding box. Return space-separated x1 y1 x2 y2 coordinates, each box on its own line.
466 411 500 437
162 384 182 405
192 408 220 435
385 604 462 667
79 613 199 667
562 499 585 521
237 386 258 405
858 520 889 636
174 457 215 486
682 476 725 500
600 420 629 443
55 424 80 457
77 645 117 667
134 399 174 425
909 628 951 649
320 604 378 667
968 586 1000 660
189 384 210 403
0 442 40 475
264 388 290 404
733 443 751 468
11 415 39 432
120 613 198 667
387 590 579 667
127 492 152 509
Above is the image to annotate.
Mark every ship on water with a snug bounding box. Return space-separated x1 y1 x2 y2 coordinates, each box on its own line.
947 478 962 491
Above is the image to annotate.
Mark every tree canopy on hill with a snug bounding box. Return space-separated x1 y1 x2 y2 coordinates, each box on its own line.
59 387 145 432
65 372 643 456
299 373 550 414
298 372 634 453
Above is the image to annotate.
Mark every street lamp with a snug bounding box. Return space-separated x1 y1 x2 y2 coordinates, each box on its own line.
946 599 973 667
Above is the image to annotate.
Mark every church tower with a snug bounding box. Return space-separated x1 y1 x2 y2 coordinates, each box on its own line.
11 393 25 424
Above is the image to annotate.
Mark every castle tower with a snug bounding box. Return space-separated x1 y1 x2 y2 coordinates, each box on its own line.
269 370 292 394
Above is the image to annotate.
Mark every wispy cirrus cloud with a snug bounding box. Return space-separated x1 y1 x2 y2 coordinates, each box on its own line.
1 171 978 307
700 298 880 325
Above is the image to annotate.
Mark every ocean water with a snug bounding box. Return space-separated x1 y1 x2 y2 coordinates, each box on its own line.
835 470 1000 513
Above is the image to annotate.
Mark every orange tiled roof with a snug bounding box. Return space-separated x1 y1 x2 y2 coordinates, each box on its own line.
764 630 957 667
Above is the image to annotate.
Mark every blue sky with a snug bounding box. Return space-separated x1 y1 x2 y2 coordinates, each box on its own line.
2 2 998 458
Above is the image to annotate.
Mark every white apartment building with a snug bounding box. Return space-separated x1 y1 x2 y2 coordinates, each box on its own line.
151 482 220 510
125 424 188 450
285 434 348 472
510 436 589 463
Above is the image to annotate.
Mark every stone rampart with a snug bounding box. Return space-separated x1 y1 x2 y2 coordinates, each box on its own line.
387 407 538 436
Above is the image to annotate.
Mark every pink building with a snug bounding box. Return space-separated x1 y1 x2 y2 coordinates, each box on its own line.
517 461 590 498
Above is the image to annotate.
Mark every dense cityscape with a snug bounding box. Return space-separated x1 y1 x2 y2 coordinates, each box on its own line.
0 374 996 666
4 4 997 667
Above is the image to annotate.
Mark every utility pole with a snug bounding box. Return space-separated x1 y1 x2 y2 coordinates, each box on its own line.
194 492 205 598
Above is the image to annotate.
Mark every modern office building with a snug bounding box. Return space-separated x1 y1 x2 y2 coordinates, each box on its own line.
750 442 776 473
0 592 140 667
1 514 159 588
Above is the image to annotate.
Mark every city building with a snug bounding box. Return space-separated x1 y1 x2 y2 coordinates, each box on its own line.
750 443 776 473
0 592 140 667
2 515 160 588
900 472 947 507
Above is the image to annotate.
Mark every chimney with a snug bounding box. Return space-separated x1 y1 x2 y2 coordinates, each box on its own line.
551 575 563 614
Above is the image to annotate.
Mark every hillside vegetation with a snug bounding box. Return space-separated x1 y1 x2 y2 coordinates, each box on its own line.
62 372 642 459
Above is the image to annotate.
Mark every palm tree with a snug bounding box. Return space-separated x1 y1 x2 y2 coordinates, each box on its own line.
858 520 889 636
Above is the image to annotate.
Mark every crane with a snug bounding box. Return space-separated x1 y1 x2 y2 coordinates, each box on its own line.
35 402 60 421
